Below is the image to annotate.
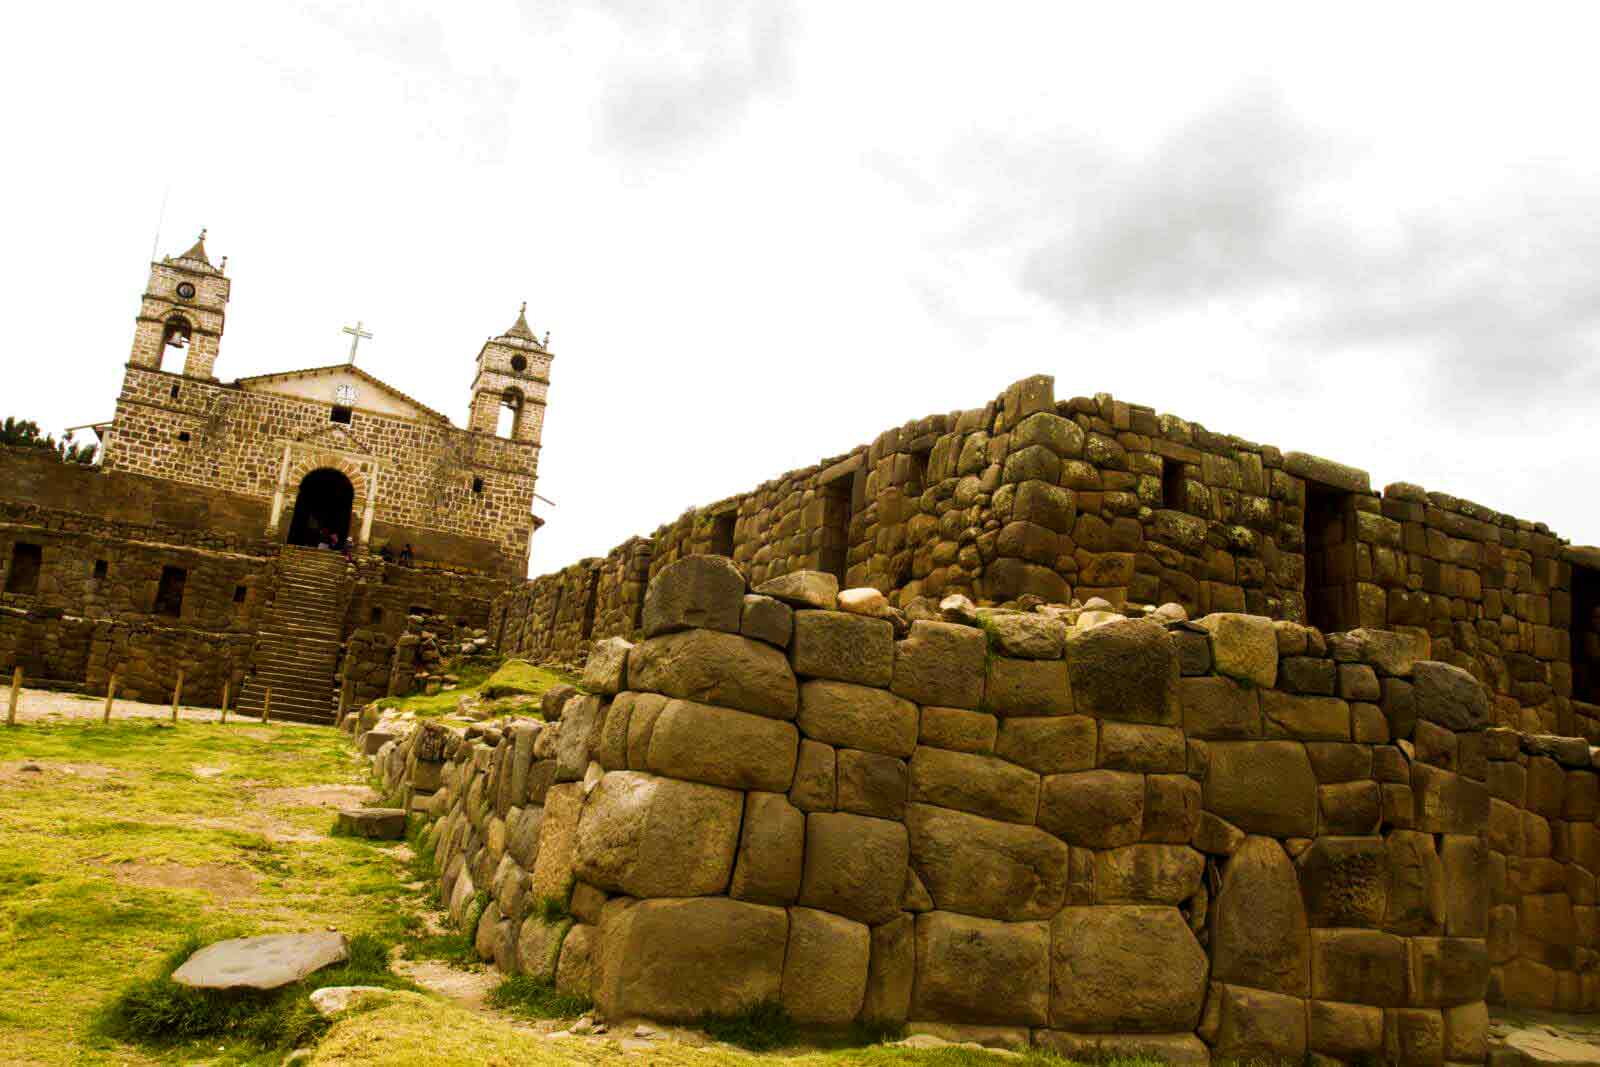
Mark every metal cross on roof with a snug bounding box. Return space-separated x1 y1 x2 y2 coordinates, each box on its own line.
342 321 373 365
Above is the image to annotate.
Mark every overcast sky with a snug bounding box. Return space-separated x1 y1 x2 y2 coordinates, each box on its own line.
4 2 1597 574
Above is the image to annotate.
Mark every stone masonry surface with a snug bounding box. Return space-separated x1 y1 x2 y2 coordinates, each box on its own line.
494 374 1600 752
369 558 1600 1062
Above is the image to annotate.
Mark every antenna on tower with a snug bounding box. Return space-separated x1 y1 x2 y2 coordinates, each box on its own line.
149 184 171 264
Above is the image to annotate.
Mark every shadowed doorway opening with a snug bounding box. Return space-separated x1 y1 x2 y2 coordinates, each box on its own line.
287 468 355 547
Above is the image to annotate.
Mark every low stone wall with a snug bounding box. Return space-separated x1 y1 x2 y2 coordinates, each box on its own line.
0 605 251 704
370 557 1600 1063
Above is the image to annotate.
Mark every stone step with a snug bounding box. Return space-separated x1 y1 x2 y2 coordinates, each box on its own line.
238 685 334 711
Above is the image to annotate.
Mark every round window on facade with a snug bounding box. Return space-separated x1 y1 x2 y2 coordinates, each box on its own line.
510 354 528 372
176 282 196 300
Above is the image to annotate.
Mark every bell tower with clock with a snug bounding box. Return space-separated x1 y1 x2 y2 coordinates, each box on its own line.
129 230 230 380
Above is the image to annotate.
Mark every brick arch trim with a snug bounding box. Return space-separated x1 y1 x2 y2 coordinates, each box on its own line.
284 453 370 505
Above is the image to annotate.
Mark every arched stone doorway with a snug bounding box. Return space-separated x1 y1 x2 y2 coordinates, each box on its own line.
286 468 355 546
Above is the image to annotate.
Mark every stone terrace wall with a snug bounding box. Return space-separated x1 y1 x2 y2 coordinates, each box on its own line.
372 557 1600 1063
0 606 251 703
492 376 1600 748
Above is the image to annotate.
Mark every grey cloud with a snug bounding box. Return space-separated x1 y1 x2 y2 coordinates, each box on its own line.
1009 86 1600 411
531 0 795 156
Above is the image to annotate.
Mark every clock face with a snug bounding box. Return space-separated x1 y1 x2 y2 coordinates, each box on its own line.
176 282 196 300
335 384 358 406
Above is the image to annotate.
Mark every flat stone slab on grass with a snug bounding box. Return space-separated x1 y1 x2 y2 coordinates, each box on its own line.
172 932 349 990
336 807 407 839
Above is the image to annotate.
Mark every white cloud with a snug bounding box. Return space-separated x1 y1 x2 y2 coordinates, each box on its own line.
2 1 1597 575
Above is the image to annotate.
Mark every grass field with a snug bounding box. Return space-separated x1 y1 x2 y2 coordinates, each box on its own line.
0 717 417 1065
0 712 1153 1067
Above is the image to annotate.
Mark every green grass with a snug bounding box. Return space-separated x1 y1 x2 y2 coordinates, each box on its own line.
480 659 575 701
372 657 577 720
0 718 432 1065
94 932 413 1053
701 999 799 1051
485 975 592 1021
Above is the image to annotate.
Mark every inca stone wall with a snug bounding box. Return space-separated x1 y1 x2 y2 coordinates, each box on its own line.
370 557 1600 1062
495 374 1600 750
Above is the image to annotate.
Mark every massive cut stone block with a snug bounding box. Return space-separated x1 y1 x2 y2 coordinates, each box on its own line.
1037 769 1145 848
574 771 742 898
1093 844 1205 905
1298 836 1389 927
798 811 908 925
1065 618 1179 724
529 782 583 903
642 555 746 637
595 898 788 1021
1307 999 1382 1059
906 803 1069 921
1049 906 1207 1032
908 746 1040 824
891 621 987 709
863 913 914 1024
1309 928 1407 1005
1180 675 1261 739
1407 936 1488 1007
628 629 798 719
995 715 1095 774
729 791 805 906
1386 829 1446 935
836 748 908 820
1196 612 1278 688
1261 691 1351 741
1202 740 1318 837
912 911 1050 1026
797 680 918 758
1211 835 1309 996
644 698 798 791
1411 660 1490 731
984 657 1072 716
791 610 895 686
582 636 632 695
781 907 870 1024
1209 984 1307 1059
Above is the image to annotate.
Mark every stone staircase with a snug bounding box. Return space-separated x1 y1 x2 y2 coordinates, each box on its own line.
237 547 350 724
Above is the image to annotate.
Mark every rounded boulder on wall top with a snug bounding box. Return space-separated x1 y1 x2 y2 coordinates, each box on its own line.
641 555 746 638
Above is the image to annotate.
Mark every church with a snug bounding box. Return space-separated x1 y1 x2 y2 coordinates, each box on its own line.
105 231 550 577
0 233 555 720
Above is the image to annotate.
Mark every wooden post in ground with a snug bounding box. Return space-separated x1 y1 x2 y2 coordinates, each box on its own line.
171 670 184 724
6 667 20 726
220 679 231 724
102 671 118 723
261 687 271 724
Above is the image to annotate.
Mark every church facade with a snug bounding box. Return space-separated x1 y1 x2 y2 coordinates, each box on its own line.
0 233 554 719
104 233 550 577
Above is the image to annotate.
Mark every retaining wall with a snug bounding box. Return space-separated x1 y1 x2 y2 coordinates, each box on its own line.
372 556 1600 1064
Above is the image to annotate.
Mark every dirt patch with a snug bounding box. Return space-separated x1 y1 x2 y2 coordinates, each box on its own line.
112 861 259 898
0 760 118 784
393 958 499 1012
255 783 377 810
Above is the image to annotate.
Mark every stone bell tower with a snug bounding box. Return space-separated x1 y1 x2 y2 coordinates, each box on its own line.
468 303 552 445
128 231 231 380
